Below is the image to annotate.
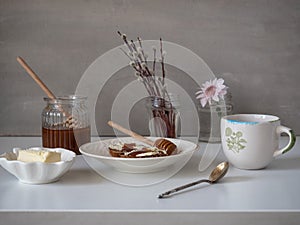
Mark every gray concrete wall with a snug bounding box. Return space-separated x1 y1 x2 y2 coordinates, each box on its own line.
1 0 300 136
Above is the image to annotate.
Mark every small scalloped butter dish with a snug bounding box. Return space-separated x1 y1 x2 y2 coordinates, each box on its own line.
0 147 75 184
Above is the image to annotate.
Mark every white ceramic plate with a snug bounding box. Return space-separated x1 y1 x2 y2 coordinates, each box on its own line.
80 137 198 174
0 147 76 184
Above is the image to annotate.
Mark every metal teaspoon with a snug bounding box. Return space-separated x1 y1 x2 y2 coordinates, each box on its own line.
158 161 229 198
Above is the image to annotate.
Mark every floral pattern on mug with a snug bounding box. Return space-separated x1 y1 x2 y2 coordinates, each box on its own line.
225 127 247 153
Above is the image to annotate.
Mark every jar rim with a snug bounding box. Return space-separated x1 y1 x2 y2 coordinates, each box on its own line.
43 95 87 103
147 96 173 109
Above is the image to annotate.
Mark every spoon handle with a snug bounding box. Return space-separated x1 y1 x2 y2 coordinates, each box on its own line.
158 179 211 198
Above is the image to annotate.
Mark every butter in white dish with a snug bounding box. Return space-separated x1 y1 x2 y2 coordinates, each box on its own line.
17 149 61 163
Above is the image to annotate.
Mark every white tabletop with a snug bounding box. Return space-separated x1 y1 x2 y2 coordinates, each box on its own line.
0 137 300 225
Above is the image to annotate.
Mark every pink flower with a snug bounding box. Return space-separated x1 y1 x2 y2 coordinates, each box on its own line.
196 78 228 107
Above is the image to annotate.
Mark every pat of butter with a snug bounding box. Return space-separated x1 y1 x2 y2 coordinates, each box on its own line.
17 149 61 163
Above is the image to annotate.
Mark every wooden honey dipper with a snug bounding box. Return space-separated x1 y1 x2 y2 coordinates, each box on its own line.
17 56 56 99
107 121 177 156
17 56 78 128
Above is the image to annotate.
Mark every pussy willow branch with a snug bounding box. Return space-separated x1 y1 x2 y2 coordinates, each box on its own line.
153 47 156 75
160 38 166 87
137 37 147 65
117 31 168 98
117 31 133 53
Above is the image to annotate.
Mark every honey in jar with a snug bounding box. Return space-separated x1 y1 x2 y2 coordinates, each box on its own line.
42 96 90 154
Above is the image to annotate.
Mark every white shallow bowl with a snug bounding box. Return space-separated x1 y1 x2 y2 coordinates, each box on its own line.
80 137 198 173
0 147 76 184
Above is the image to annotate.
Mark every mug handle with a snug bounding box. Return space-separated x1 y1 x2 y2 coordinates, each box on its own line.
273 126 296 157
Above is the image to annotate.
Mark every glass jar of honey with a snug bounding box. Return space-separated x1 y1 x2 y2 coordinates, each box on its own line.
42 95 90 154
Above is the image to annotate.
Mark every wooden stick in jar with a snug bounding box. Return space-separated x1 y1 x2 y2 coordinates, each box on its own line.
16 56 56 99
17 56 74 123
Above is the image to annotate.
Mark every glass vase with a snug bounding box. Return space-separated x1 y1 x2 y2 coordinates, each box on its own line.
146 94 180 138
198 93 233 142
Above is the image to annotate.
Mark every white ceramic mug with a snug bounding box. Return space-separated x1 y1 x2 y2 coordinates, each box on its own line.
221 114 296 169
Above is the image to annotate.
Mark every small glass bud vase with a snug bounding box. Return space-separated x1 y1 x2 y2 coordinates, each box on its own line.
198 92 233 142
42 95 91 155
146 94 180 138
